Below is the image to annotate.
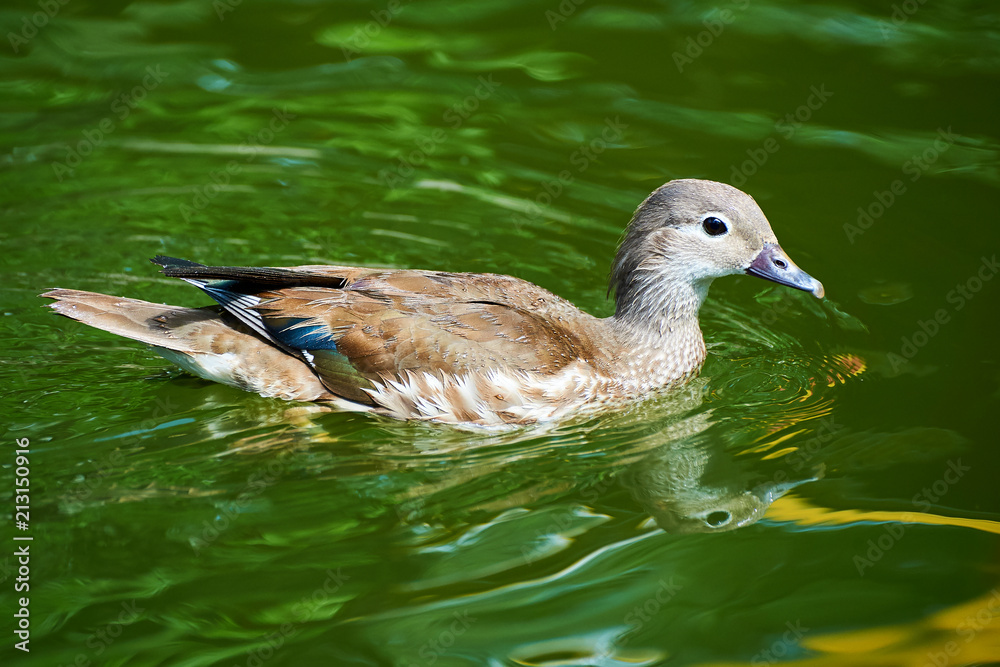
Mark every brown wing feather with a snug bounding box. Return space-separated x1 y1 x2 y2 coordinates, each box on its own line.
288 267 583 317
149 259 609 404
253 274 595 391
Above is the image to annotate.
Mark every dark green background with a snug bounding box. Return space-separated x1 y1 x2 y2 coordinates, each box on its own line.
1 0 998 665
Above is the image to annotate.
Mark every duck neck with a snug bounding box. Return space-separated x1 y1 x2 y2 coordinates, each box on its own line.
606 272 709 385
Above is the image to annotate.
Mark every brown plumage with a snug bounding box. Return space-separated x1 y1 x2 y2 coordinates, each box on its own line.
42 179 824 427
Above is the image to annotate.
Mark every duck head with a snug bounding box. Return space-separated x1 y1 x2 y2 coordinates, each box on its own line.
611 179 824 323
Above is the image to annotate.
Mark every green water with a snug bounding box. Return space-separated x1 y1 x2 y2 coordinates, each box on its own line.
2 0 1000 665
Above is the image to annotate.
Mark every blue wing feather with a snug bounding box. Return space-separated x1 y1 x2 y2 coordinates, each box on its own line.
267 317 339 351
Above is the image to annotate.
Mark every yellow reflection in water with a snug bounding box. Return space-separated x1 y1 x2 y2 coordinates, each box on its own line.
698 586 1000 666
767 493 1000 536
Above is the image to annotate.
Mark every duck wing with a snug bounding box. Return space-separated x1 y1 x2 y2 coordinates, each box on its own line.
153 256 596 405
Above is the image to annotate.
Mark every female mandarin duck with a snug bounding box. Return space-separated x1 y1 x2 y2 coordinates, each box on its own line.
43 179 823 427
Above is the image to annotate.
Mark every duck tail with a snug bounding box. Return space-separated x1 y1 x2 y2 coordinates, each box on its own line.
40 288 211 353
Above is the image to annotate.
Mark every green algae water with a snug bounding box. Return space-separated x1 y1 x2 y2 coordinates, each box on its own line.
2 1 1000 665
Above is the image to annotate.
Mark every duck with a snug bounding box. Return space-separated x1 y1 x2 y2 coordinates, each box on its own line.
42 179 824 427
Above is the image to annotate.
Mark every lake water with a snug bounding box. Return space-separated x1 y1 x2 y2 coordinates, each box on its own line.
2 1 999 665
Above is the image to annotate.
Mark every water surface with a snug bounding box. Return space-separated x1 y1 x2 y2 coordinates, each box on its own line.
2 1 999 665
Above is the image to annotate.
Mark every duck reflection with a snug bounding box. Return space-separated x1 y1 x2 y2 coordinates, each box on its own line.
621 436 824 533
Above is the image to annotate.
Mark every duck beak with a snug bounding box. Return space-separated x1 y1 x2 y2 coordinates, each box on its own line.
747 243 825 299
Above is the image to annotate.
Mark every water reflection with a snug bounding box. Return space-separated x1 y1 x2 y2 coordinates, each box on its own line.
622 436 823 533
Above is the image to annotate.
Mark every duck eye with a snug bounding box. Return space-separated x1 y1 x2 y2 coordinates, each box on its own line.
702 217 728 236
706 511 731 527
